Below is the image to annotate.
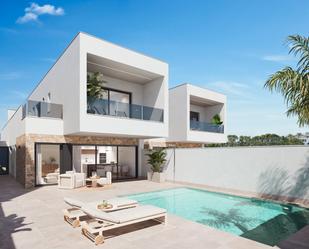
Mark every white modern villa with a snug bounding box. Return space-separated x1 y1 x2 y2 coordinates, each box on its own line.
169 83 226 144
0 32 227 188
1 32 309 249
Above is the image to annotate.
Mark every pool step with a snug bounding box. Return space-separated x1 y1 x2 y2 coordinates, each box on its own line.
277 225 309 249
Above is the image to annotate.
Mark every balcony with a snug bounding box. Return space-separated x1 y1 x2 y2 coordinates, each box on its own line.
87 98 164 122
190 120 224 133
22 100 63 120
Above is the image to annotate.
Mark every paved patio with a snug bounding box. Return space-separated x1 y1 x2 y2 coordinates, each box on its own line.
0 175 273 249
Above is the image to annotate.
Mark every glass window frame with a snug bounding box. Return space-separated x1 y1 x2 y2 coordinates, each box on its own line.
102 87 132 117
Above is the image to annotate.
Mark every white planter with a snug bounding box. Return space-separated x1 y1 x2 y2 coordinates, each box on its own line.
148 172 165 183
147 172 152 181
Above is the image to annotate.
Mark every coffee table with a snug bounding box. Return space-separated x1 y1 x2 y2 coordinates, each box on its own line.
86 177 100 188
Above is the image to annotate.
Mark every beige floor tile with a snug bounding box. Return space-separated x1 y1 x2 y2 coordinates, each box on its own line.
0 176 273 249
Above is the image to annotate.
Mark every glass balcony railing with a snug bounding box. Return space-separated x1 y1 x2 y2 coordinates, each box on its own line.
87 98 164 122
22 100 63 120
190 120 224 133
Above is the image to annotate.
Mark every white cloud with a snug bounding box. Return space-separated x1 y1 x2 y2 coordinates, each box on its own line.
262 55 295 62
26 3 64 15
207 81 250 97
17 3 64 24
17 12 38 24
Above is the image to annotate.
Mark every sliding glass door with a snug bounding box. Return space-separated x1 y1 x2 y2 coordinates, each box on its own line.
88 87 132 117
109 90 130 117
36 144 60 185
72 145 96 175
72 145 137 181
35 143 138 185
118 146 137 179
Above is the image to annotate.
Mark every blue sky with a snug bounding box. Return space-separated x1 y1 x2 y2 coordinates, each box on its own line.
0 0 309 136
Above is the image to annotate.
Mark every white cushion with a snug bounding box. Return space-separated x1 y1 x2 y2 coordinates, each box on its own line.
110 205 166 223
64 198 84 208
82 205 166 224
81 205 118 223
107 198 137 207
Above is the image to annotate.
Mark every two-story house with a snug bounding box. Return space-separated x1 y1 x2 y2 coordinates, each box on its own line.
0 32 226 188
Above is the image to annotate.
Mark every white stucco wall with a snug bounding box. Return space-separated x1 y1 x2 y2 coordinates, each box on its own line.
164 146 309 201
168 84 227 143
29 35 80 135
2 32 169 141
7 109 16 121
25 118 63 136
88 74 144 106
1 110 63 147
1 107 25 146
79 32 168 138
168 85 188 141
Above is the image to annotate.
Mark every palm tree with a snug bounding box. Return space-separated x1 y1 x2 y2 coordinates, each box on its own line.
199 208 258 233
146 149 167 172
87 72 106 113
211 114 223 125
87 72 106 99
227 135 238 146
265 35 309 126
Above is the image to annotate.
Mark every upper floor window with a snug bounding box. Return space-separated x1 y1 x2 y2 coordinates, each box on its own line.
87 87 132 117
190 111 199 122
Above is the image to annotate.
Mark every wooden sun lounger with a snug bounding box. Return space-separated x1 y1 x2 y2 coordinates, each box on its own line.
63 197 138 228
80 204 167 245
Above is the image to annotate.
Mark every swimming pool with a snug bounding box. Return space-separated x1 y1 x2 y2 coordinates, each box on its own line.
126 187 309 246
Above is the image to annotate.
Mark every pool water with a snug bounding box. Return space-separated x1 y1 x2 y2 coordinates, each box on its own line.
126 187 309 246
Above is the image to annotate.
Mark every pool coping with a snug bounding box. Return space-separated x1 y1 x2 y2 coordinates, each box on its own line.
122 183 309 210
165 180 309 209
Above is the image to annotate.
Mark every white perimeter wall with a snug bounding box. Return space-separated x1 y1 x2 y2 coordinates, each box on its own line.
160 146 309 201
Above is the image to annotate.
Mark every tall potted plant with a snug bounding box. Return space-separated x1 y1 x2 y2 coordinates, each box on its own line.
211 114 224 133
87 72 106 113
146 149 167 183
211 114 223 125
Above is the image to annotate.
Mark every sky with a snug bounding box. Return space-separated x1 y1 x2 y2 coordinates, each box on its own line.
0 0 309 136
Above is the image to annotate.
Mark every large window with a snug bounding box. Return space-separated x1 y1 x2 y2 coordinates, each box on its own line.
36 144 60 185
88 87 131 117
109 90 130 117
35 143 138 185
190 111 200 122
72 145 137 180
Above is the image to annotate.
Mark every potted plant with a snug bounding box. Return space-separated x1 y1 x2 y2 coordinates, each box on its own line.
87 72 107 113
211 114 223 125
97 200 113 210
211 114 224 132
146 148 167 183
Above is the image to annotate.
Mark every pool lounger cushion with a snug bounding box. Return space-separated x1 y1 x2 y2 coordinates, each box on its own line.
80 204 167 245
63 197 138 228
